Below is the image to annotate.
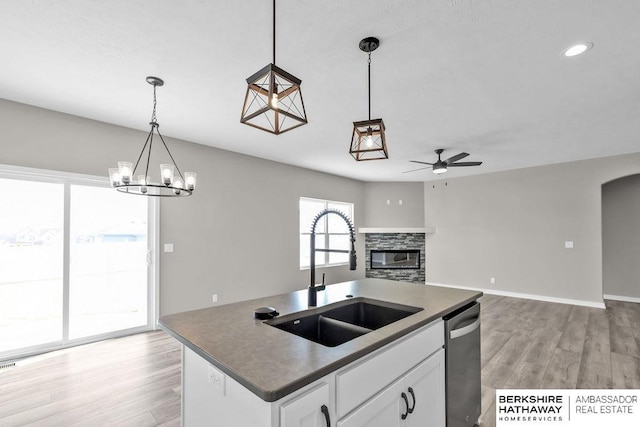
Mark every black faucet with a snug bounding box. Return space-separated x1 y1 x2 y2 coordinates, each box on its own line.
308 209 357 306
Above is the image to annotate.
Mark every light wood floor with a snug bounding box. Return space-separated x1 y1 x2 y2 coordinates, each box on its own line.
478 294 640 427
1 296 638 426
0 330 181 426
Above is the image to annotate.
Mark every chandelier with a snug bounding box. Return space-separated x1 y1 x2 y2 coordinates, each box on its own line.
349 37 389 161
108 76 196 197
240 0 307 134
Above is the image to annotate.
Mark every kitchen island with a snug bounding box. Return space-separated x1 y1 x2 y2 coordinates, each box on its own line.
159 278 482 426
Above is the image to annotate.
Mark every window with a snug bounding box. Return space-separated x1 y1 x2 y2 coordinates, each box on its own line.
300 197 354 269
0 165 157 362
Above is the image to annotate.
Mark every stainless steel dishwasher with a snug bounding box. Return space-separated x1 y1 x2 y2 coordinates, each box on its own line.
444 301 481 427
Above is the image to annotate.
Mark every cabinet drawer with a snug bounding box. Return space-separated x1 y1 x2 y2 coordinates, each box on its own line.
335 320 443 418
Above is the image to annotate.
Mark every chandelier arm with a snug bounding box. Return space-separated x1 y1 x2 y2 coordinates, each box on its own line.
132 127 155 177
155 128 186 181
144 130 154 180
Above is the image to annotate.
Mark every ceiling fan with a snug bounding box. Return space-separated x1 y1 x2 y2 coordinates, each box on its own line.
404 149 482 174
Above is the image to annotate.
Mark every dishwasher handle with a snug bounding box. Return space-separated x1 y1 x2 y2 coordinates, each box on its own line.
449 316 480 340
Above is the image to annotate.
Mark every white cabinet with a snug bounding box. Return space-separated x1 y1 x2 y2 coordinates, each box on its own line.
404 348 445 427
181 319 446 427
336 348 445 427
281 382 331 427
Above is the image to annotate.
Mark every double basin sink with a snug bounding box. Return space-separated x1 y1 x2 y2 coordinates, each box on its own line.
266 297 423 347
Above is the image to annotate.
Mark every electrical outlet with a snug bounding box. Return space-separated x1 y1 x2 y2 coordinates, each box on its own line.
208 364 226 396
212 294 218 303
490 277 496 284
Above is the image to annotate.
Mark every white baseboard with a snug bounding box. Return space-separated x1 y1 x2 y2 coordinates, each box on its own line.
426 282 606 309
603 294 640 304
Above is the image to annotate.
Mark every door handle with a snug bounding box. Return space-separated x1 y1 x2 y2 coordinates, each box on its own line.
407 387 416 414
401 392 409 420
321 404 330 427
450 316 480 340
145 250 152 266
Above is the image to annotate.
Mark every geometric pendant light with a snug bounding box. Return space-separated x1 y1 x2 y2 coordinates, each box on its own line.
349 36 389 161
108 76 196 197
240 0 308 135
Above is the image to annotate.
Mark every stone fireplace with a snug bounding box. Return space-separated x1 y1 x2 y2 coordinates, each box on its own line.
362 230 427 283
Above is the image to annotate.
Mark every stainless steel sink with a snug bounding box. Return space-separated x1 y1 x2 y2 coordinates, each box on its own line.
266 298 423 347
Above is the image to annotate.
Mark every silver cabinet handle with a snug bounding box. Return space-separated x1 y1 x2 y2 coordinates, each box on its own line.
450 317 480 339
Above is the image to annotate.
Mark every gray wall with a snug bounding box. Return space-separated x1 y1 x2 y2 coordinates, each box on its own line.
602 174 640 299
0 98 367 315
363 182 424 227
424 154 640 306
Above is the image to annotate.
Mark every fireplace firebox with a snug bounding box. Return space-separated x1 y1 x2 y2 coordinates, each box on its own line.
370 250 420 270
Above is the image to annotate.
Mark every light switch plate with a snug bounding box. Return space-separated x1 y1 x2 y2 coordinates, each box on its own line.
564 241 574 249
164 243 174 253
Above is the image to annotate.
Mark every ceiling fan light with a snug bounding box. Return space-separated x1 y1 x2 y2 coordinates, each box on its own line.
433 164 447 174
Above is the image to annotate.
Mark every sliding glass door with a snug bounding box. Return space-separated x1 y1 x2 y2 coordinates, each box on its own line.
0 167 156 361
69 185 149 339
0 179 64 353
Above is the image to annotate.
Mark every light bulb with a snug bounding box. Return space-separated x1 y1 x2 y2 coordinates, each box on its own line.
364 127 374 148
173 178 183 195
365 135 374 148
138 175 148 194
185 172 197 191
160 164 174 186
270 92 278 109
108 168 121 187
118 161 133 185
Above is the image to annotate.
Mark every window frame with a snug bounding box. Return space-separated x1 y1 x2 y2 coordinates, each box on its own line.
299 197 354 270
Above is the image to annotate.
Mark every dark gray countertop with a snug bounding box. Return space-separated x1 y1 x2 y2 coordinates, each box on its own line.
158 278 482 402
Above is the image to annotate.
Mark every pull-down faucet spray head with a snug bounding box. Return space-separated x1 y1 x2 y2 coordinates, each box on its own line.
308 209 357 306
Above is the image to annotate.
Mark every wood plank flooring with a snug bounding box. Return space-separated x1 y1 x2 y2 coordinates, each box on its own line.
1 295 638 426
0 330 181 426
478 295 640 427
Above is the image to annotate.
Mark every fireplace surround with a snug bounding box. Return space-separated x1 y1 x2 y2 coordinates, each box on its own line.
364 232 425 283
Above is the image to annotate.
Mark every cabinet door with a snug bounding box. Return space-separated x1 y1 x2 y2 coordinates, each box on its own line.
404 348 445 427
281 382 331 427
336 379 404 427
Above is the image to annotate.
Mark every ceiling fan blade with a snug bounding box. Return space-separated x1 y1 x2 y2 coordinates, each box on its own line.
402 166 432 173
447 161 483 167
444 152 469 164
409 160 435 165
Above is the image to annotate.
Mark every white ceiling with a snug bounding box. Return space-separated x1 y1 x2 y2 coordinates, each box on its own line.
1 0 639 182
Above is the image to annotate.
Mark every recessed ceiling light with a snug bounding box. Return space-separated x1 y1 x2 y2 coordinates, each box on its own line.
563 42 593 57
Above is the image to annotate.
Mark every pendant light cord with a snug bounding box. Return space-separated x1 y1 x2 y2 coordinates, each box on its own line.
272 0 276 65
367 52 371 120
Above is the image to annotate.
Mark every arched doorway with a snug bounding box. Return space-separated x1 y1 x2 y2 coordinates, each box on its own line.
602 173 640 302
